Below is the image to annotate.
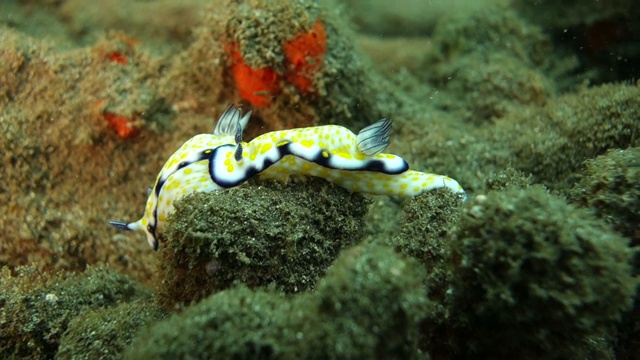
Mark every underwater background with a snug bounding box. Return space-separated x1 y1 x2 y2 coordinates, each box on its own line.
0 0 638 358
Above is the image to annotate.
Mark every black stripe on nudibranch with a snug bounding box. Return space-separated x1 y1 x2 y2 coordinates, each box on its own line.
149 148 215 248
208 143 295 188
301 147 409 175
309 148 333 168
153 150 213 197
361 158 408 174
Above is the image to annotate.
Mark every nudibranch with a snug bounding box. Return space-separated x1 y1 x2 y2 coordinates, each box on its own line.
110 105 465 250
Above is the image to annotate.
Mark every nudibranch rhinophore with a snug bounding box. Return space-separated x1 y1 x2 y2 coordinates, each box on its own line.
110 105 466 250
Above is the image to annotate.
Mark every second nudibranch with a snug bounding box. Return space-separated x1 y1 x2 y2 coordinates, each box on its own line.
110 105 466 250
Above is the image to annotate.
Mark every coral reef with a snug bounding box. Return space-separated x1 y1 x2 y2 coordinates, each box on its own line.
0 0 638 358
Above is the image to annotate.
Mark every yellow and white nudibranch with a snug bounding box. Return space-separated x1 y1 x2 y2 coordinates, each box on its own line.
110 105 466 250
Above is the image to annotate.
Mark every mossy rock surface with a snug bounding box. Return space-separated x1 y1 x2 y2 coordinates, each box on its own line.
157 178 370 307
426 187 636 359
127 244 429 359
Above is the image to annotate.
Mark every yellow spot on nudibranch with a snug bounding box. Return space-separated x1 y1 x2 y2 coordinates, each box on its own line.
336 152 352 160
322 150 330 158
260 143 273 155
300 139 314 147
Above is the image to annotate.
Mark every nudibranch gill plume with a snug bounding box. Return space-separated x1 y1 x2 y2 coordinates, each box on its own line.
110 105 465 250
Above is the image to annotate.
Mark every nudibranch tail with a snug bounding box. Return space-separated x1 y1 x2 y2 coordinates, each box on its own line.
109 105 466 250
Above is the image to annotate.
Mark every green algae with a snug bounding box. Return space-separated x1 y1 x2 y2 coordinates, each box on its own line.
390 188 462 307
424 8 558 123
570 147 640 243
157 178 371 307
127 244 429 359
503 83 640 190
55 300 165 360
0 265 151 359
423 187 637 359
311 244 429 359
568 147 640 359
484 167 536 192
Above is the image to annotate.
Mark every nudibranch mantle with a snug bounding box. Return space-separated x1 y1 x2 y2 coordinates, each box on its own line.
110 105 465 250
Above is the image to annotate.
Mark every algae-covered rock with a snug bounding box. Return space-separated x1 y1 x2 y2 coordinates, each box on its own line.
0 27 169 283
127 286 292 359
163 0 398 134
570 147 640 243
484 167 535 192
127 244 429 359
0 265 151 359
429 52 553 122
157 178 370 307
394 188 463 260
309 244 429 359
431 7 549 64
391 188 462 304
425 8 555 123
500 83 640 190
427 187 636 359
55 300 165 360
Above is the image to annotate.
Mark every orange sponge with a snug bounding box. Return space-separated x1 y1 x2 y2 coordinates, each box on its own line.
283 19 327 93
107 51 128 65
227 43 281 108
103 111 139 138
